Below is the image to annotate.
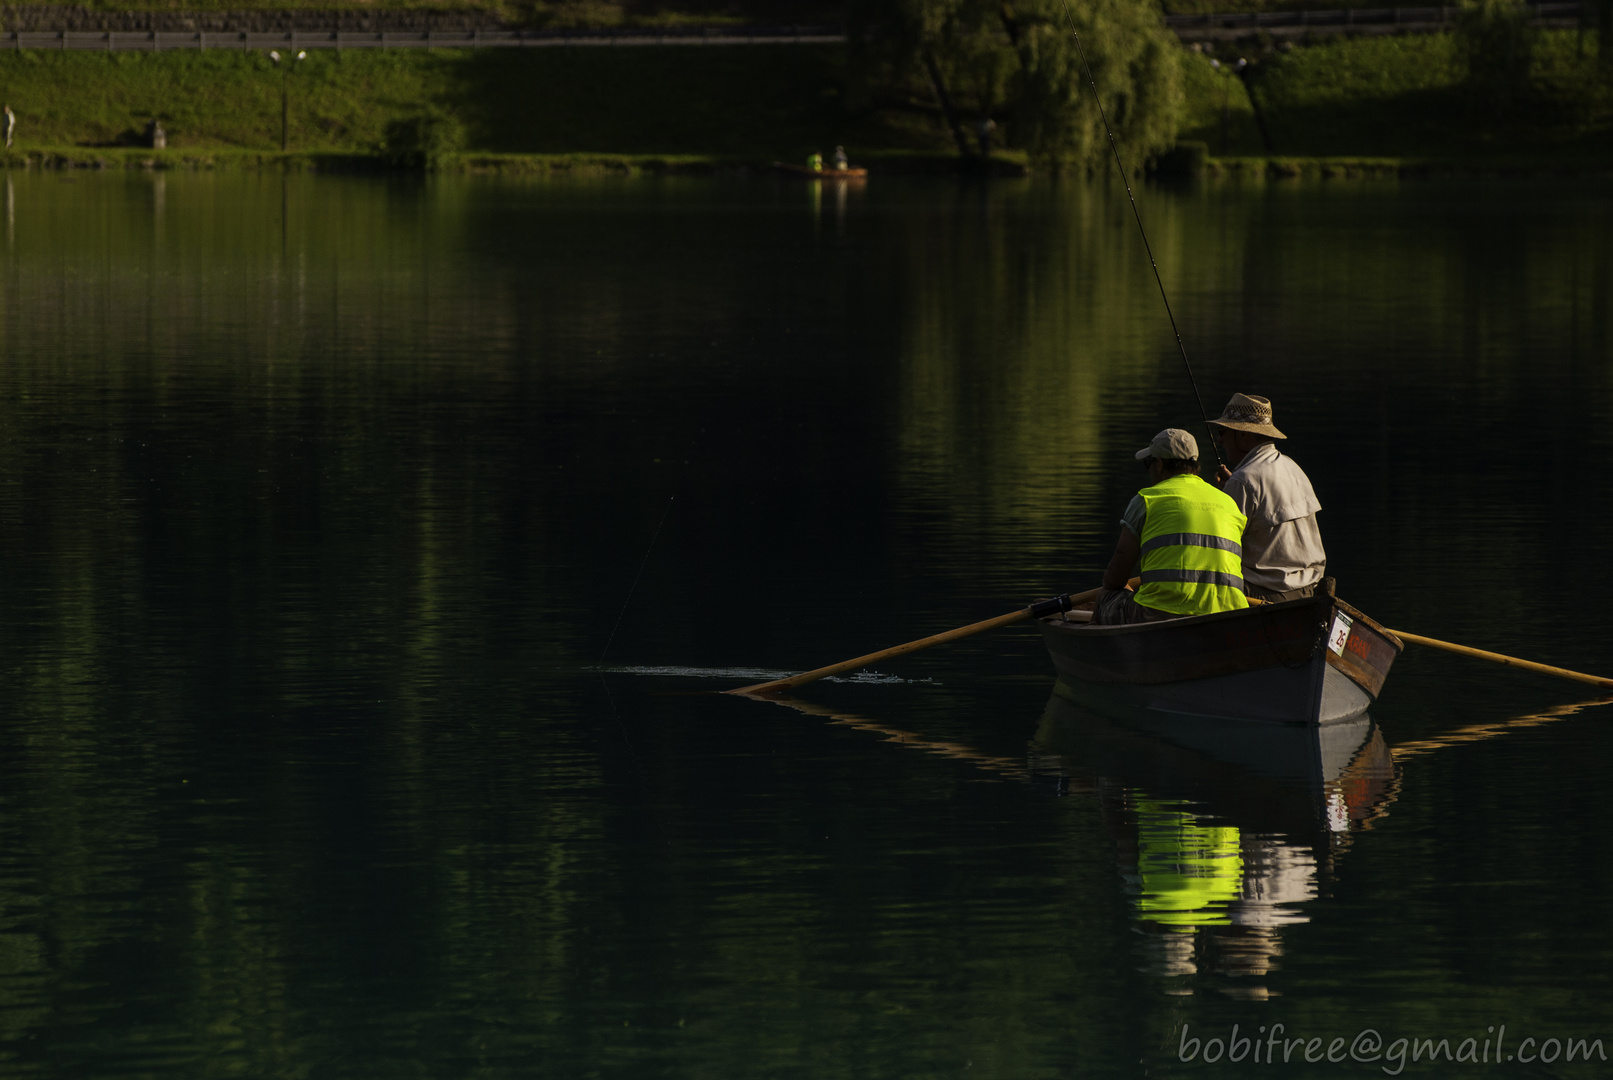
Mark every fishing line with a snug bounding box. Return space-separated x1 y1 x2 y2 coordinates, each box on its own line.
599 489 677 666
598 675 637 757
1055 0 1223 467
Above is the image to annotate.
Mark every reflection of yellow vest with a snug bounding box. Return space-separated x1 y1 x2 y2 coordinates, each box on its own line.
1136 474 1249 615
1135 797 1242 926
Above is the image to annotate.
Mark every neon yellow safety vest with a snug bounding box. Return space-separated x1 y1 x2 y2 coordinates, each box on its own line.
1135 473 1249 615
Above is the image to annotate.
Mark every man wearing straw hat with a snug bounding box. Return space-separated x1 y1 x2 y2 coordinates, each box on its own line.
1209 393 1326 602
1094 428 1250 625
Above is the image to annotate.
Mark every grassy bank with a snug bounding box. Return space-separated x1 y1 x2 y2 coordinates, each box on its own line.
1205 153 1613 176
0 146 741 171
1177 31 1613 160
0 45 912 158
0 33 1607 171
0 145 1032 176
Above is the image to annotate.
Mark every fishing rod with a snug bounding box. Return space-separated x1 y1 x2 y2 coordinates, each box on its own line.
1055 0 1223 468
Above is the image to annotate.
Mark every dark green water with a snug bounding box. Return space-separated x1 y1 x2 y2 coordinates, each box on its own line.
0 170 1609 1078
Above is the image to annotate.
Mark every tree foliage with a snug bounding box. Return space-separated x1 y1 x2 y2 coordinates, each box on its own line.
1454 0 1538 111
383 108 466 170
848 0 1185 167
1595 0 1613 74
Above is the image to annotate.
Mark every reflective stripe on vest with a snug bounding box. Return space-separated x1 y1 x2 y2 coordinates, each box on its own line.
1139 532 1242 556
1135 474 1249 616
1141 567 1247 590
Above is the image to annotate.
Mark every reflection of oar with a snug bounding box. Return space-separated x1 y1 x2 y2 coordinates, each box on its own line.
727 585 1106 696
1390 697 1612 762
747 693 1037 782
1385 629 1613 690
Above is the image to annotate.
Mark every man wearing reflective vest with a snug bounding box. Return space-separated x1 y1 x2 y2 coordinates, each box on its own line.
1094 428 1250 625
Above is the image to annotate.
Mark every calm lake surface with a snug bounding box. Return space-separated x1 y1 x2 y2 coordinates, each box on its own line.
0 170 1609 1078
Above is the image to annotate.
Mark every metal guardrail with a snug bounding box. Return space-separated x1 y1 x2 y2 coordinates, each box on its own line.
1164 1 1581 28
0 25 847 52
0 7 1584 51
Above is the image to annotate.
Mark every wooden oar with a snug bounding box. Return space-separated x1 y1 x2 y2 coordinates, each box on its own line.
727 585 1108 696
1385 628 1613 690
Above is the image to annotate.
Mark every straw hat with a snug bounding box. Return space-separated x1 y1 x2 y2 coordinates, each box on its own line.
1207 393 1287 439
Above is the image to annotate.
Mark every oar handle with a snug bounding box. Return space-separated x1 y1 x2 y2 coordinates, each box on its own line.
728 585 1108 696
1387 628 1613 690
1027 594 1080 618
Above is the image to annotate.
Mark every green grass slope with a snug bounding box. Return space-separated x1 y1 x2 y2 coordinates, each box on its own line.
1175 50 1268 155
0 33 1607 169
0 45 923 160
1178 32 1613 161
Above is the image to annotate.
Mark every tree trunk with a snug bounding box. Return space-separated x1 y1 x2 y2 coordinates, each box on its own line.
998 1 1021 47
923 48 974 158
1235 68 1275 152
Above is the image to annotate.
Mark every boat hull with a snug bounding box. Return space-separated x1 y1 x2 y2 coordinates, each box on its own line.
1039 583 1401 726
771 162 868 179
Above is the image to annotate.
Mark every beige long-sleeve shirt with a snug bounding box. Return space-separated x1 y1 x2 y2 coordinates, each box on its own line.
1221 442 1326 595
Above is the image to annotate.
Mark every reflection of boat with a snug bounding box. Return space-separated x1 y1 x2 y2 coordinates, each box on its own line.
1039 579 1401 725
1035 680 1398 841
771 161 868 179
1034 685 1399 989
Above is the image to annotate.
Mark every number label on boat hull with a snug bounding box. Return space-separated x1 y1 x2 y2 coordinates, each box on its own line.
1328 612 1354 656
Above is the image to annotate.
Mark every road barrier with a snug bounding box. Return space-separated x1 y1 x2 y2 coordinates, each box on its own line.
1167 1 1583 36
0 6 1589 53
0 25 847 52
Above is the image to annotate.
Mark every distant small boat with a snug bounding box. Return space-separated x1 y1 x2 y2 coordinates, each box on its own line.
772 161 868 179
1039 579 1401 726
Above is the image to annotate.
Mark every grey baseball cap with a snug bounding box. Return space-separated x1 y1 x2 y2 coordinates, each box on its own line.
1134 428 1199 461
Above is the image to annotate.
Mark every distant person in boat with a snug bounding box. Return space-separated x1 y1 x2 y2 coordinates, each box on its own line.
1209 393 1326 602
1094 428 1250 625
807 152 824 172
832 145 848 171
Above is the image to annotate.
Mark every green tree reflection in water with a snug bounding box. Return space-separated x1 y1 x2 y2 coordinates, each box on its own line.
0 172 1606 1078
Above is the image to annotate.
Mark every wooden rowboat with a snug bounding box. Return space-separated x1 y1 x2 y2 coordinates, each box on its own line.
1039 579 1401 726
771 161 868 179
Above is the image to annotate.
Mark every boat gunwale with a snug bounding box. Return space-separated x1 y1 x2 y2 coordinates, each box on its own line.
1040 585 1404 657
1039 590 1327 638
1332 596 1403 653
